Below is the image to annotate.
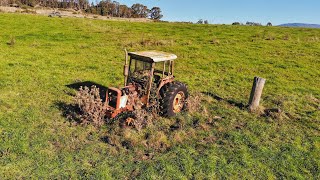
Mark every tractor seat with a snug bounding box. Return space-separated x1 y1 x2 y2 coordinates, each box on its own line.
153 75 161 85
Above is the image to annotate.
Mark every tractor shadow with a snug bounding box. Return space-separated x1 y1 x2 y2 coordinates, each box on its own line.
66 81 108 101
54 101 81 124
201 92 247 109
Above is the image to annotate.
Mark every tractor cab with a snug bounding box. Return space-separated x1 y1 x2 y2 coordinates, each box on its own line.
126 50 177 94
105 50 188 119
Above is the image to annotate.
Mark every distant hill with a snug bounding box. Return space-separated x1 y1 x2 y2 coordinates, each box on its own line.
279 23 320 28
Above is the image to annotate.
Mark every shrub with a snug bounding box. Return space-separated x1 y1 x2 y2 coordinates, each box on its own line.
75 86 106 127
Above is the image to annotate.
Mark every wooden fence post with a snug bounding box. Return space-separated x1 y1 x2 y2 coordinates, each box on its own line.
248 77 266 112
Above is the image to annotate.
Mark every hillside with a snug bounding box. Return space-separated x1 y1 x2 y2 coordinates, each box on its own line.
0 6 152 22
279 23 320 28
0 13 319 179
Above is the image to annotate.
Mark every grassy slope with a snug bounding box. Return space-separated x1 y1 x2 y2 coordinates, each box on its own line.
0 13 319 179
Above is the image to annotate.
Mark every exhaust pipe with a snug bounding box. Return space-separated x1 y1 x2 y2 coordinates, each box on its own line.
124 49 129 86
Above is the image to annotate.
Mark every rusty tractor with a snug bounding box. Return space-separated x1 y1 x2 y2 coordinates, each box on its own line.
105 50 188 119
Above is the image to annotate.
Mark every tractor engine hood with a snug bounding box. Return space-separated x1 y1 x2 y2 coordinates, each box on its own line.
105 86 135 119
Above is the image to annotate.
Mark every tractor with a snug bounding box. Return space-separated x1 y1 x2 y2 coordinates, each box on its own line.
105 50 188 119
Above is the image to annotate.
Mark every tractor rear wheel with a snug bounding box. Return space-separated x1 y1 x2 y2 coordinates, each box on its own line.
160 82 188 117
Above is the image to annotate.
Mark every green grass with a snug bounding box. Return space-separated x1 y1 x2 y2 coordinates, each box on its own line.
0 13 319 179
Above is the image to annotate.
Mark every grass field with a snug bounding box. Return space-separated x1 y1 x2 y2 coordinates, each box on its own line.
0 13 319 179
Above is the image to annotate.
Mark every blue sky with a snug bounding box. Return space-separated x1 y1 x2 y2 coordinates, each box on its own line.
90 0 320 25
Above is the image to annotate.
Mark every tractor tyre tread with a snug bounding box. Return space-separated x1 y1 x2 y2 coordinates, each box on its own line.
159 81 188 117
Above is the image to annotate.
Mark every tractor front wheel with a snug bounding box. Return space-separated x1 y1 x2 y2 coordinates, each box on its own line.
160 82 188 117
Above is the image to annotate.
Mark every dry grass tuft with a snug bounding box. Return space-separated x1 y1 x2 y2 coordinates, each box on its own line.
307 36 320 42
210 38 220 44
199 123 211 131
265 35 276 40
7 36 16 46
251 105 266 115
252 33 261 38
121 128 141 148
187 93 209 117
187 93 203 113
146 131 170 152
172 130 186 143
283 34 290 40
125 39 174 47
262 108 285 121
202 136 217 144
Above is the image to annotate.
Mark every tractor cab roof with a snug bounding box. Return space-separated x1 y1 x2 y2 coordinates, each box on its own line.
128 50 177 63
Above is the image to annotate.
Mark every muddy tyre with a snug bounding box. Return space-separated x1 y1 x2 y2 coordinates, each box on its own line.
160 82 188 117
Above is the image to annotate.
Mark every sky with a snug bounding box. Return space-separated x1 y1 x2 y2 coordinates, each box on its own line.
90 0 320 25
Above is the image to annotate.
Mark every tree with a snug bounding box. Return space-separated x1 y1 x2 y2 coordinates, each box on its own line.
246 21 262 26
197 19 203 24
102 6 108 16
112 1 120 17
131 3 149 18
204 20 209 24
149 7 163 20
119 5 132 18
0 0 9 6
246 21 253 26
232 22 241 25
267 22 273 26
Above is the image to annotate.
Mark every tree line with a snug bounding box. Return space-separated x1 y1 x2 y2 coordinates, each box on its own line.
232 21 273 26
0 0 163 20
